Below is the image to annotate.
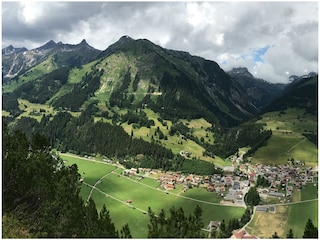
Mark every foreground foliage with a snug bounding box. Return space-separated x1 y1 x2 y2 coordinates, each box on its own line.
2 123 130 238
147 205 204 238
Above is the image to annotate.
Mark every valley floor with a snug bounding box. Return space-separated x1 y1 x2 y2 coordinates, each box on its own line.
61 152 318 238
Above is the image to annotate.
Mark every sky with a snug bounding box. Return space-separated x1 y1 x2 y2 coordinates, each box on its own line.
1 1 318 83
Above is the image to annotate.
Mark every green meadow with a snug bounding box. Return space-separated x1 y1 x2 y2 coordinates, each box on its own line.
62 153 245 238
121 109 228 167
251 131 318 166
253 108 318 166
286 200 318 238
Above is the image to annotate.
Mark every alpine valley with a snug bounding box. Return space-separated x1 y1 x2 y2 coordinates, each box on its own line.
2 36 318 238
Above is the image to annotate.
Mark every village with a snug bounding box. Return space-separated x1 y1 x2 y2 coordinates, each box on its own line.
122 161 318 208
121 161 318 238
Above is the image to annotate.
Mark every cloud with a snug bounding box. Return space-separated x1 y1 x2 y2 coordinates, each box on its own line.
2 1 318 83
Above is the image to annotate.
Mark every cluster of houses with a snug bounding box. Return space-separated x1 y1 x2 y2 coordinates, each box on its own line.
119 162 317 239
237 163 318 199
156 171 203 191
121 162 318 208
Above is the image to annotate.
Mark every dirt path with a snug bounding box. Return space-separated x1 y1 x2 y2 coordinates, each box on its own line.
85 170 117 205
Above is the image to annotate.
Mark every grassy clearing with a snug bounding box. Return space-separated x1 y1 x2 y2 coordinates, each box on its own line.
301 183 318 201
251 131 318 166
61 154 245 238
253 108 318 166
258 108 317 134
16 99 81 122
121 109 227 167
246 205 288 238
286 200 318 238
247 199 318 238
17 99 56 122
181 187 224 204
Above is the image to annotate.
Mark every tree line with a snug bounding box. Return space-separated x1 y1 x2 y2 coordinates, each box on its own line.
3 123 209 238
2 123 130 237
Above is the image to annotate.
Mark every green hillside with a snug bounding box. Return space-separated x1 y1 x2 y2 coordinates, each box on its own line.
252 108 318 166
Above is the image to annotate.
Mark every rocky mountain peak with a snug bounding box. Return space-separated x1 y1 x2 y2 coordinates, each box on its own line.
228 67 254 78
36 40 57 51
2 45 28 55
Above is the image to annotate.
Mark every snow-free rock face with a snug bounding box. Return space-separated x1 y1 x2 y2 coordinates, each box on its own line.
2 45 28 56
227 67 286 110
2 40 101 82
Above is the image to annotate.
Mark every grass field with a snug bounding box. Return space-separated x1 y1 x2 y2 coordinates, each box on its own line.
286 200 318 238
253 108 318 166
246 205 289 238
301 183 318 201
246 199 318 239
251 131 318 166
61 153 245 238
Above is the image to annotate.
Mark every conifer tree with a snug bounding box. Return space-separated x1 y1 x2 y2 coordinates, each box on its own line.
303 218 318 238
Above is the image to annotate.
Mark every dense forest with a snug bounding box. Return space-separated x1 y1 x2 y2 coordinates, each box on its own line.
6 110 223 175
203 122 272 158
2 123 129 237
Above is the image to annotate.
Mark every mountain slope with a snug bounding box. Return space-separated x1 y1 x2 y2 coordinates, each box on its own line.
263 74 318 115
2 36 317 168
91 36 259 125
227 67 286 110
3 36 259 127
2 39 101 84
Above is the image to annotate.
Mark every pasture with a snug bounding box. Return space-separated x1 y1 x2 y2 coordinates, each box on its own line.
121 109 227 167
61 153 245 238
246 199 318 238
251 131 318 166
286 200 318 238
253 108 318 166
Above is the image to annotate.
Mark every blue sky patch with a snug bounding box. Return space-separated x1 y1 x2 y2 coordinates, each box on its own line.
252 45 272 63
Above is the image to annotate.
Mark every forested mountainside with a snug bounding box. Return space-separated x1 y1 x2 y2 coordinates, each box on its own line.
227 67 286 110
2 36 318 238
2 36 318 168
2 36 276 170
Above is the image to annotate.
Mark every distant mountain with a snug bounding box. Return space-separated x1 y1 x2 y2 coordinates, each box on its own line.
2 39 101 83
227 67 286 110
263 73 318 115
2 45 28 56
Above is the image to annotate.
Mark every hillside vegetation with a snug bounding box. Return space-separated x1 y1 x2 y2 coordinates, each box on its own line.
252 108 318 166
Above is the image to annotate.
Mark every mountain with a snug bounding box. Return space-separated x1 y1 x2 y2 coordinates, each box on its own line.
95 36 259 125
2 45 28 56
2 39 101 83
263 73 318 115
227 67 286 110
3 36 259 126
2 35 317 171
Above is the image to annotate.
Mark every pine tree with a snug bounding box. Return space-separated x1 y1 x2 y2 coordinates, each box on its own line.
303 218 318 238
120 224 132 238
287 229 294 238
244 187 260 206
272 232 279 238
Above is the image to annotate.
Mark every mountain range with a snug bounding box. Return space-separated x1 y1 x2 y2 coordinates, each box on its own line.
2 35 318 162
2 39 100 82
2 36 288 124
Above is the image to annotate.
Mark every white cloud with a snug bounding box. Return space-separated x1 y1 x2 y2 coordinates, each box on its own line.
2 1 318 83
19 2 44 24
